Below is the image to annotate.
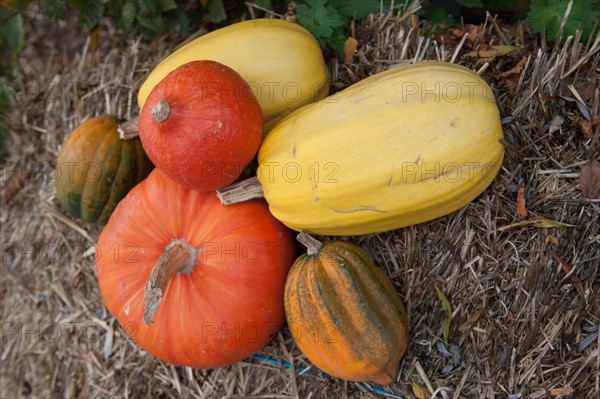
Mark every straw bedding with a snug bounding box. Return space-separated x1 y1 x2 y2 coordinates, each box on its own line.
1 3 599 398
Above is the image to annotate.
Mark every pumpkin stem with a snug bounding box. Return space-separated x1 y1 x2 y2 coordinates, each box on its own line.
143 239 198 326
117 117 139 140
297 232 323 255
151 100 171 124
216 176 264 205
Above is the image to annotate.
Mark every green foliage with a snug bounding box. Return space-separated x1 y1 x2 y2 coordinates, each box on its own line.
435 287 453 345
106 0 196 37
41 0 66 22
295 0 380 53
527 0 599 43
70 0 104 30
252 0 273 9
0 9 25 163
0 13 24 52
206 0 227 23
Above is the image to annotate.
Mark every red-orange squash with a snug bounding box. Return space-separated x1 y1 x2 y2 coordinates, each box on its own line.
95 169 296 368
284 234 409 384
138 60 263 191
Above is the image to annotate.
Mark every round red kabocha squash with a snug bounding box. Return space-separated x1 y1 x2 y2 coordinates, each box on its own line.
138 60 263 191
55 115 152 225
95 168 296 368
284 233 409 384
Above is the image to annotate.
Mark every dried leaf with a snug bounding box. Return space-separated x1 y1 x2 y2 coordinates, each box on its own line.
459 302 487 333
516 183 527 220
577 81 597 101
574 364 592 384
549 387 574 396
465 24 486 43
575 101 592 121
491 342 509 374
466 45 520 58
89 25 100 51
579 159 600 199
497 216 575 231
437 341 461 374
499 56 527 78
411 382 429 399
356 50 370 65
578 331 598 352
550 248 585 298
434 32 461 44
436 287 452 345
545 115 565 134
578 117 593 139
410 14 419 30
344 36 358 63
1 169 27 206
436 340 453 358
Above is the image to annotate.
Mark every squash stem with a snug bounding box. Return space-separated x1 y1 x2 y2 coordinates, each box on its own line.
117 117 139 140
152 100 171 124
297 232 323 255
216 176 264 205
143 239 198 326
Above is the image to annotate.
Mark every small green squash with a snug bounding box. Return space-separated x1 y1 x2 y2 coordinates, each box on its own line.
55 115 152 225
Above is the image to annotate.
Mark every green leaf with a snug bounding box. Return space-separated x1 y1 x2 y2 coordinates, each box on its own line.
136 12 166 33
527 0 599 43
252 0 272 9
329 30 346 54
329 0 379 19
297 0 346 44
119 0 138 31
41 0 66 21
425 6 456 26
157 0 177 12
0 79 13 107
0 13 24 53
77 0 104 29
206 0 226 23
1 0 33 14
165 7 191 36
435 287 453 345
456 0 483 7
138 0 158 15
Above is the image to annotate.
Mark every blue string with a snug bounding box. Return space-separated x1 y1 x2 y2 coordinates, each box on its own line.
250 355 404 398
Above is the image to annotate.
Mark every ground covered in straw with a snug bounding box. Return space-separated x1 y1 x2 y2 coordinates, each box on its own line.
1 3 599 399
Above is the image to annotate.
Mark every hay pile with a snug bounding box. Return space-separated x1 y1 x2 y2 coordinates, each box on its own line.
1 3 599 398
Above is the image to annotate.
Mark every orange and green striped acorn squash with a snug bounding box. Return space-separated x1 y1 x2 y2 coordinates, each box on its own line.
284 233 409 384
55 115 152 225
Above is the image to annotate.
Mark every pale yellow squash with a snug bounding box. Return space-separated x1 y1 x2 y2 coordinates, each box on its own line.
138 19 330 132
257 61 505 235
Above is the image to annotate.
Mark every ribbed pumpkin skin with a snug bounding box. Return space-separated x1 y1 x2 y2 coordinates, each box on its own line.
95 169 296 368
137 19 329 132
284 241 408 384
258 62 505 235
55 115 151 225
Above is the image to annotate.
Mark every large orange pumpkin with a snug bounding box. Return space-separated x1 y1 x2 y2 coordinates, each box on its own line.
138 60 263 191
95 169 295 368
